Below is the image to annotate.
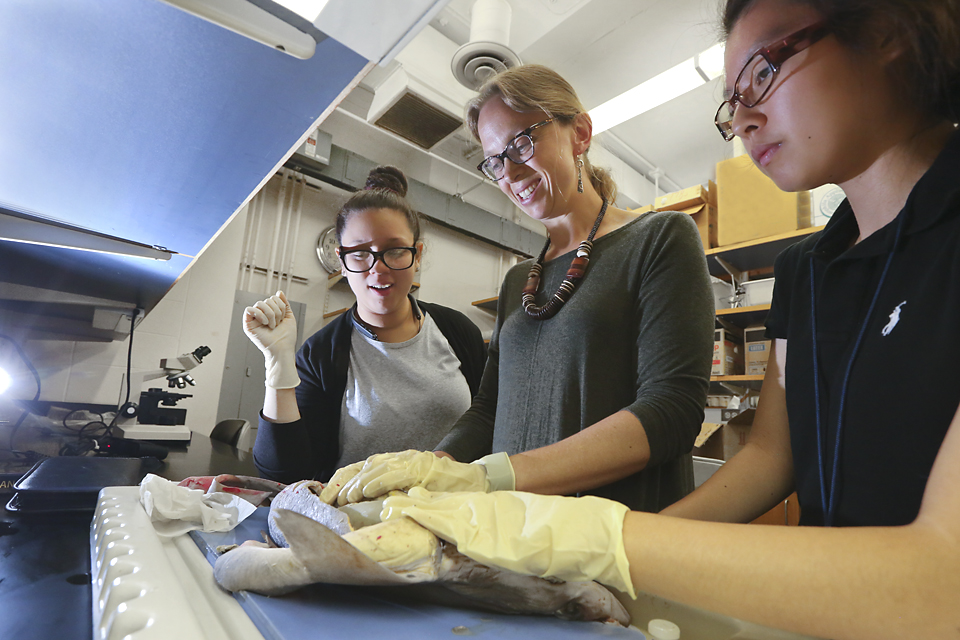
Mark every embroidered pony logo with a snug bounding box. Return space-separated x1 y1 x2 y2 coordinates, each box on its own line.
881 301 907 336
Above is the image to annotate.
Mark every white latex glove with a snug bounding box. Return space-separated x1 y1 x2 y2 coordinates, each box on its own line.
243 291 300 389
380 487 636 598
319 450 515 506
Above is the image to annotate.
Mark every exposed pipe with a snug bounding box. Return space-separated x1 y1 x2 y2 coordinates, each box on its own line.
470 0 512 45
334 107 487 192
285 173 306 293
596 131 683 193
265 170 290 294
237 197 255 290
651 168 663 201
245 191 265 292
276 175 296 294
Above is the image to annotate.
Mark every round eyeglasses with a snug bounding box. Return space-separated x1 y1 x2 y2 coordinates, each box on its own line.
339 246 418 273
715 22 829 141
477 119 554 181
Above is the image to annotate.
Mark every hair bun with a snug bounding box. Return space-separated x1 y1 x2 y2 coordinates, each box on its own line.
364 165 409 198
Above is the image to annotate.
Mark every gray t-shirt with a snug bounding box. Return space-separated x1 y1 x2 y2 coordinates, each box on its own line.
338 313 472 468
436 211 715 511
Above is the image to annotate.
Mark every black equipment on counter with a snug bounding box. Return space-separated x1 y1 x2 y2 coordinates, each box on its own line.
95 436 169 460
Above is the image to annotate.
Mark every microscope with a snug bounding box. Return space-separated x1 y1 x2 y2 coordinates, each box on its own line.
114 346 211 441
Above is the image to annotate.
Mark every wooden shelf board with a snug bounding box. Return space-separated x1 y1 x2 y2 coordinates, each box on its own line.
715 303 771 329
471 296 498 312
711 374 764 382
710 374 764 392
706 225 824 277
322 307 349 319
716 303 771 316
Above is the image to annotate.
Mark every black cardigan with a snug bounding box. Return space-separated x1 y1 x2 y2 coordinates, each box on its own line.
253 300 487 484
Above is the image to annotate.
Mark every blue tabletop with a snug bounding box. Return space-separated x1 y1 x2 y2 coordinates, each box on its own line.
192 508 646 640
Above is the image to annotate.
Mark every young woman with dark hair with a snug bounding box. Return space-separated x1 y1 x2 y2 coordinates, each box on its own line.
242 166 486 484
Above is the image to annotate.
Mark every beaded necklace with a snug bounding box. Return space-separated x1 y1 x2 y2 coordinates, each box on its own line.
522 199 608 320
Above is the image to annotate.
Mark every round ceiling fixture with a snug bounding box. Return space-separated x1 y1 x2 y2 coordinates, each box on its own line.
451 41 521 91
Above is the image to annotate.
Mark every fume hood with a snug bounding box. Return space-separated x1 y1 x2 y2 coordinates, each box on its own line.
0 0 448 341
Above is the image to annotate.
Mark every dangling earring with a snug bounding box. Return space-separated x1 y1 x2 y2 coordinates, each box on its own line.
576 155 584 193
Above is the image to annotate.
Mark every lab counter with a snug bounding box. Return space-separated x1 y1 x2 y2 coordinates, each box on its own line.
1 436 818 640
0 433 258 639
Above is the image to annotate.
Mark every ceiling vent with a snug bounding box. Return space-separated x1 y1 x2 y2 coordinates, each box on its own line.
367 26 476 149
373 92 462 149
451 0 521 90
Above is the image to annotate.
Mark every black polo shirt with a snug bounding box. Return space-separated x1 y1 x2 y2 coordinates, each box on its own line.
766 129 960 527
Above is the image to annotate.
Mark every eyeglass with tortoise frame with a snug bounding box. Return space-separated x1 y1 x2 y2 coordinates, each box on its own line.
715 21 830 141
477 119 555 181
338 246 418 273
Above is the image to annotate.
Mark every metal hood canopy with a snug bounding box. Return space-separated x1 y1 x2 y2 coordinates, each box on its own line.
0 0 446 341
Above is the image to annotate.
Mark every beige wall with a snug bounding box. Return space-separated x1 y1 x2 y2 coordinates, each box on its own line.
16 170 517 436
22 205 247 436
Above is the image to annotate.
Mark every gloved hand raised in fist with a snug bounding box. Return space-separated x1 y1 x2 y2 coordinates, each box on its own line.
319 450 515 506
243 291 301 389
380 487 636 598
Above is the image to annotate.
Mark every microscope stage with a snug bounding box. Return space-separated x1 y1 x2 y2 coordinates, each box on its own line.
115 424 192 441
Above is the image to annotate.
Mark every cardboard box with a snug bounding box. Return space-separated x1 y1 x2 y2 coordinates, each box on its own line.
655 182 716 210
713 326 743 376
722 409 754 460
655 181 717 249
693 422 724 460
715 154 811 247
686 203 717 250
693 409 754 461
744 324 771 375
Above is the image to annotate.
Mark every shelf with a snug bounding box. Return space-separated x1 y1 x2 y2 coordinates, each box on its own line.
705 225 824 278
715 303 771 329
322 307 349 319
710 374 764 393
712 374 764 383
471 296 498 312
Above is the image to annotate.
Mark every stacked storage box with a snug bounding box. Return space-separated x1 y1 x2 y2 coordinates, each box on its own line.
654 181 717 249
715 154 812 246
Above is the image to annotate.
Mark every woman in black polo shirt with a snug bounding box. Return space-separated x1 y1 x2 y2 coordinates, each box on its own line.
371 1 960 638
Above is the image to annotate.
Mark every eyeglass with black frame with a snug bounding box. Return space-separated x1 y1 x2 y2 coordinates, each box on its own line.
715 21 830 141
477 118 555 181
338 246 418 273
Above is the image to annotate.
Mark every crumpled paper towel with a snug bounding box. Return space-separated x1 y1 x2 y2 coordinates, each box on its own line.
139 473 258 537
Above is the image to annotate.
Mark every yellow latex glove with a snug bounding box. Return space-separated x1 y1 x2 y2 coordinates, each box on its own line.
380 487 636 598
341 516 441 580
243 291 301 389
319 450 515 506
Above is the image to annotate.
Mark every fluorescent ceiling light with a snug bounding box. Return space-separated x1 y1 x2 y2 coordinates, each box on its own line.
0 367 10 394
0 206 174 261
275 0 330 22
695 43 725 82
590 43 725 134
159 0 319 59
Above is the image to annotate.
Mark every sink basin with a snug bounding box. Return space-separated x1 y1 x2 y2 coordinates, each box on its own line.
617 590 820 640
